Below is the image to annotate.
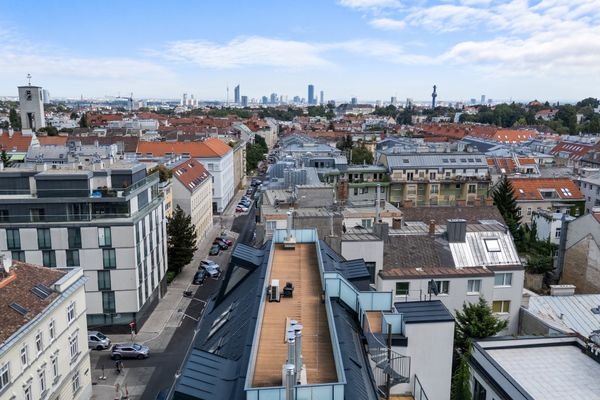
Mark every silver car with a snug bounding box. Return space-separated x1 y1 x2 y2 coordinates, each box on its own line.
111 343 150 360
88 331 111 350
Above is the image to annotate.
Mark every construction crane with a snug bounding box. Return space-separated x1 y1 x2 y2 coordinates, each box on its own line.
116 92 134 113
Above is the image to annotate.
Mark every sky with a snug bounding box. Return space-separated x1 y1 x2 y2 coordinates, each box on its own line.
1 0 599 103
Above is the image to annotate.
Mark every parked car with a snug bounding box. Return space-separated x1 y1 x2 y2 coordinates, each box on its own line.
236 206 248 213
215 237 233 246
213 241 228 250
193 270 207 285
209 244 221 255
199 259 219 269
111 343 150 360
88 331 111 350
202 264 221 278
239 199 251 207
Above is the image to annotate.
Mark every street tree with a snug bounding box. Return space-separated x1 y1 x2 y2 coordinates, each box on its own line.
79 114 89 128
166 205 198 274
9 108 21 129
492 176 521 239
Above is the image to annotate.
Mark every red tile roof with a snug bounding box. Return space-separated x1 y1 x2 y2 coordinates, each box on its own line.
509 178 584 201
171 159 211 193
0 131 33 152
0 262 66 343
137 137 231 158
38 136 68 146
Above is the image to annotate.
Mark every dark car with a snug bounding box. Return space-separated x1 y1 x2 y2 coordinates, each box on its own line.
111 343 150 360
213 241 228 250
193 270 207 285
209 244 220 255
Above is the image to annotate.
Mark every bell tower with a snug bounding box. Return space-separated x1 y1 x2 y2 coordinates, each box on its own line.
18 74 46 131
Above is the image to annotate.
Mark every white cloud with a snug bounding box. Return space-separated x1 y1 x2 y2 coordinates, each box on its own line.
337 0 402 9
369 17 406 30
160 37 331 68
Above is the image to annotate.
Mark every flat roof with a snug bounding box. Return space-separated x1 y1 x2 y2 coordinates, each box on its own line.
394 301 454 324
476 338 600 400
251 243 337 387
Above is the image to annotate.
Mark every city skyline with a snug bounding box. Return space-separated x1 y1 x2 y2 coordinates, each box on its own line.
0 0 598 102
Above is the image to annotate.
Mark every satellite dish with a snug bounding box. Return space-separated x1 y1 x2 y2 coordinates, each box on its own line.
428 279 439 296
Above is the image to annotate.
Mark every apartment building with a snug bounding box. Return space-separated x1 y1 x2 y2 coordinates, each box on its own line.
0 258 92 399
0 161 168 330
137 138 234 213
577 172 600 214
170 159 213 240
376 214 523 334
337 165 389 206
509 177 585 225
379 152 491 207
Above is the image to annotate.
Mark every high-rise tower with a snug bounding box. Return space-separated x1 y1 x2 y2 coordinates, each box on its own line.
234 85 240 104
18 74 46 131
431 85 437 109
308 84 315 105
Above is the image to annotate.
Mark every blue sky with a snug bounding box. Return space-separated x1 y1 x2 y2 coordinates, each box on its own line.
1 0 599 103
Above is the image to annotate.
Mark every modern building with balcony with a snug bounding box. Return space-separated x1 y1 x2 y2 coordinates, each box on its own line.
0 161 168 330
379 152 491 207
172 228 454 400
0 258 92 399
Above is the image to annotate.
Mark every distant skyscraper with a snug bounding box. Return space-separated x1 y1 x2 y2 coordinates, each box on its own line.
406 98 413 108
351 97 358 105
431 85 437 109
470 98 477 105
293 96 301 103
480 94 486 105
234 85 240 104
182 93 187 106
319 90 324 105
270 93 278 104
308 84 315 105
390 96 397 106
241 96 248 107
18 76 46 131
261 96 268 105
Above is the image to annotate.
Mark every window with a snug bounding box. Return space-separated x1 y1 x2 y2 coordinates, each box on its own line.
430 184 439 194
42 250 56 268
555 227 561 238
395 282 409 296
102 291 116 314
98 227 112 247
266 221 277 232
51 355 59 381
49 320 55 341
66 249 80 267
72 370 81 395
365 262 376 284
35 331 44 353
429 172 436 180
494 273 512 287
37 228 51 249
68 227 81 249
0 363 9 390
484 239 501 252
468 184 477 194
361 219 372 229
20 345 28 367
39 368 46 394
492 300 511 314
98 271 111 291
467 279 481 294
6 229 20 250
69 332 79 360
30 208 45 222
11 251 25 262
406 172 414 181
473 378 487 400
0 209 8 222
67 302 76 324
434 280 450 295
103 249 116 269
526 207 532 216
24 383 32 400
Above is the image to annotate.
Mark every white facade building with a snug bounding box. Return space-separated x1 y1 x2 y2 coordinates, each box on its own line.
0 259 92 400
18 85 46 131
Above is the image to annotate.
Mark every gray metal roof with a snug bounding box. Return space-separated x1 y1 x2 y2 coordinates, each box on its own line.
331 300 379 400
394 300 455 323
383 153 487 169
319 240 371 285
527 294 600 336
231 243 265 269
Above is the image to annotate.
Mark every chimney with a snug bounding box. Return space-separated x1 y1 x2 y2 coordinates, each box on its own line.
293 324 304 382
429 219 436 236
447 219 467 243
286 210 293 239
287 331 296 369
283 364 296 400
375 183 381 223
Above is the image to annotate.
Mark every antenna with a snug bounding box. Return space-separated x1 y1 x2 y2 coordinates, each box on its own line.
26 73 32 86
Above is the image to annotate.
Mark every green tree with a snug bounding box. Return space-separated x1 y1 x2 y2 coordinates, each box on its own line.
166 205 198 274
1 150 11 167
9 108 21 129
336 134 353 151
351 145 373 165
38 125 58 136
79 114 89 128
577 97 599 109
254 134 268 153
70 112 79 120
492 176 521 239
149 164 173 183
451 298 507 399
555 105 577 134
246 138 267 171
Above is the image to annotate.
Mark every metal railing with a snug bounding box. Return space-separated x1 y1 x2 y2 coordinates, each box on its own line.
363 312 410 397
413 375 430 400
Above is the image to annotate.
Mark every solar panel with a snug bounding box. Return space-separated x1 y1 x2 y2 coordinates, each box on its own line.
9 302 28 316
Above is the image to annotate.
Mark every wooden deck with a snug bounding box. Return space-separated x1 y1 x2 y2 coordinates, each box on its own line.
252 243 338 387
365 311 382 333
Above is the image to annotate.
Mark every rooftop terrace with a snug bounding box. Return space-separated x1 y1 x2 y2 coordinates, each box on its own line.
252 243 337 387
